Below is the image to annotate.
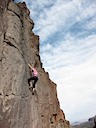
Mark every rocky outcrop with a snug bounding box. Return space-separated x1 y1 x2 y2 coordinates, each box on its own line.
72 116 96 128
0 1 71 128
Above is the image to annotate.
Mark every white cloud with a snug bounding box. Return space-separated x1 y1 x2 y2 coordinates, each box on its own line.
34 0 80 42
85 20 96 30
79 2 96 20
56 54 96 122
32 0 96 41
41 34 96 70
41 34 96 122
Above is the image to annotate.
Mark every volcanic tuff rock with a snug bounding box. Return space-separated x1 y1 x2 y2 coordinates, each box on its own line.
0 0 71 128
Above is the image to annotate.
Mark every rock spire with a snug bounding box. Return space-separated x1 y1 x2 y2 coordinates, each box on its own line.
0 1 71 128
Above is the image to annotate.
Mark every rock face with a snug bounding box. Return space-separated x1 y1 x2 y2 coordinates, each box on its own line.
0 1 71 128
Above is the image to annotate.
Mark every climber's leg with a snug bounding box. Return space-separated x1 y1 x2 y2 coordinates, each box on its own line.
32 77 38 95
28 77 38 95
28 77 34 87
32 77 38 88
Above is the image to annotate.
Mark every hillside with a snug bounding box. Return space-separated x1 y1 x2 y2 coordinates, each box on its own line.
72 116 96 128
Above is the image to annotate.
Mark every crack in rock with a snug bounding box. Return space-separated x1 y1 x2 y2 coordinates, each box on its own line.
4 40 17 49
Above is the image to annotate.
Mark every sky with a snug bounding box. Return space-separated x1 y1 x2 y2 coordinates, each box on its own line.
15 0 96 123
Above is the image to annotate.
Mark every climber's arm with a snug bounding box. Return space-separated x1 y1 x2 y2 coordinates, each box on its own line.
28 64 33 70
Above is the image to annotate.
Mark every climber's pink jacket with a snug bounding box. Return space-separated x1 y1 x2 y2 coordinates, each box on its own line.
32 68 38 77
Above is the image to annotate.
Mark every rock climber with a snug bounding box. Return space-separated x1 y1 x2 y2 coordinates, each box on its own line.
28 63 38 94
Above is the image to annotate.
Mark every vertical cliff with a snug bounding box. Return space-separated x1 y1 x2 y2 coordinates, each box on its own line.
0 1 71 128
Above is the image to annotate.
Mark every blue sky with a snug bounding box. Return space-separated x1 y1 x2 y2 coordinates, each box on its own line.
15 0 96 123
